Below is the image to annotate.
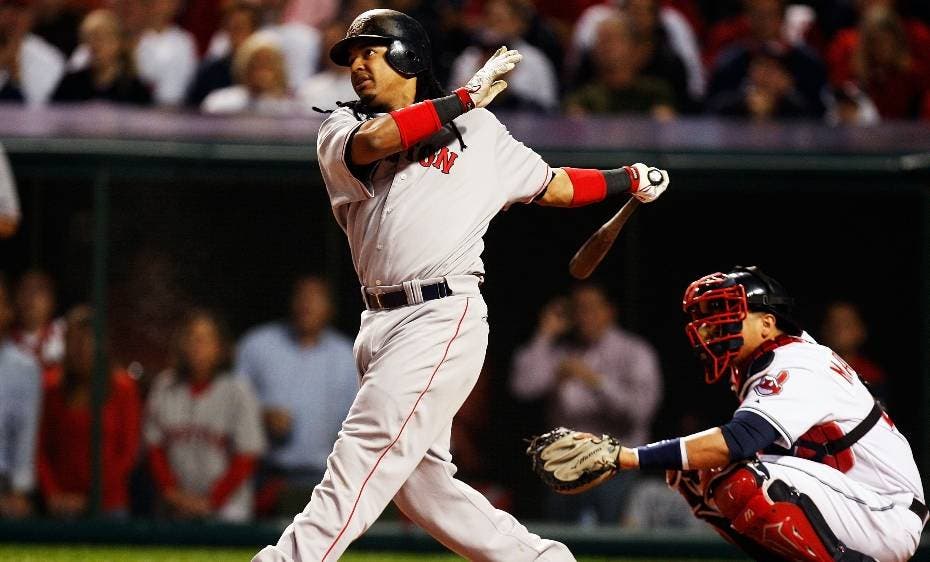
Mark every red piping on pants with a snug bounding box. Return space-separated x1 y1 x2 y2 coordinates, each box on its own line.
322 298 471 560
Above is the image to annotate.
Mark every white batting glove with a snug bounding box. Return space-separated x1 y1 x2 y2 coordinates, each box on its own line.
626 163 669 203
463 46 523 108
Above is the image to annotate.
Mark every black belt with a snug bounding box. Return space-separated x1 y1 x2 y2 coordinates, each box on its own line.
910 498 928 525
362 279 451 310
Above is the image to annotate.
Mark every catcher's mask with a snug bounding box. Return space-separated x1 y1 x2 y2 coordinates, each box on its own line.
682 266 799 387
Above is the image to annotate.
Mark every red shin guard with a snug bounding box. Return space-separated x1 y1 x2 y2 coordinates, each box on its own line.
712 468 838 561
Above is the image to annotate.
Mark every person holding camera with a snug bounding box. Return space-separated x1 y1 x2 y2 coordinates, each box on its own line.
510 282 662 525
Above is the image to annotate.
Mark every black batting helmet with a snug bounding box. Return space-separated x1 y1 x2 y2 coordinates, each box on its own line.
727 266 799 335
329 9 431 77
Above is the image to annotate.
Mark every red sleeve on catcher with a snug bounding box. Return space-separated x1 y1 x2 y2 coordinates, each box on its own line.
209 453 257 509
563 167 607 207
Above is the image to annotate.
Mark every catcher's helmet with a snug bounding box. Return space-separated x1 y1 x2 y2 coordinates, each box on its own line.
329 9 431 77
682 266 800 386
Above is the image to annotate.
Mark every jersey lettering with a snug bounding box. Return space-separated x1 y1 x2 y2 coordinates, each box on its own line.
829 353 856 384
419 147 459 174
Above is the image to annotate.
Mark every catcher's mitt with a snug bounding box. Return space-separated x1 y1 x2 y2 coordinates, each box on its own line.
525 427 620 495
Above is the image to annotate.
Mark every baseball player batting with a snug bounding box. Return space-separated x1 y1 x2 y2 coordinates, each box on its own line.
528 266 926 561
252 9 668 562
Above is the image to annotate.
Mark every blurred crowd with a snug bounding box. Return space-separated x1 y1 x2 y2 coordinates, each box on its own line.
0 262 892 526
1 0 930 123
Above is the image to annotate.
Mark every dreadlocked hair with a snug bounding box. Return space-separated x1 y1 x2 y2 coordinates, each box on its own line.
315 70 467 151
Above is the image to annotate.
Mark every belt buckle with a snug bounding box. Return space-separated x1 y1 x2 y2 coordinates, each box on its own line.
370 289 384 310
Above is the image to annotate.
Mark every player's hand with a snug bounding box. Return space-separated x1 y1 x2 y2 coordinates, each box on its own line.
463 46 522 108
626 163 669 204
558 357 602 389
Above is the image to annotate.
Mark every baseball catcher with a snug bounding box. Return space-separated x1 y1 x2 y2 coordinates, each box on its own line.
528 266 925 562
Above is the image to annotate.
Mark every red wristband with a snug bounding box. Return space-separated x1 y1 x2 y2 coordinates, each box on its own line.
454 88 475 111
623 165 641 192
390 100 443 150
564 167 607 207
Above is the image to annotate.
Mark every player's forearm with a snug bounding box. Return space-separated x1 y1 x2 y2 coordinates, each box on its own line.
618 428 731 471
537 167 634 207
351 116 406 164
350 89 475 165
539 164 669 207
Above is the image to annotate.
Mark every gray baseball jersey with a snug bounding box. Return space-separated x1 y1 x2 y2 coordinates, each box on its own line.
144 371 267 521
318 106 551 286
254 108 575 561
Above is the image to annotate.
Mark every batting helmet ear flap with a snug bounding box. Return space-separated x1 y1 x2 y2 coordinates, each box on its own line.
386 38 426 78
330 9 431 77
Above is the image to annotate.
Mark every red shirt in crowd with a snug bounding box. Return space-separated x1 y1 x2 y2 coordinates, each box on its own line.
37 369 141 512
826 21 930 119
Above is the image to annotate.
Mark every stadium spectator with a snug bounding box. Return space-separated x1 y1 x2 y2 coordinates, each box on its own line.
449 0 559 112
135 0 198 106
571 0 702 108
145 308 265 522
12 270 65 372
201 34 295 115
0 273 40 519
186 1 261 108
0 0 65 104
52 10 152 106
178 0 224 56
0 143 20 239
67 0 149 71
819 300 889 398
108 249 192 394
827 0 930 84
705 0 827 116
565 14 676 117
206 0 321 92
511 283 662 524
498 0 565 86
826 5 930 119
235 275 356 516
283 0 337 29
296 19 355 111
31 0 82 58
37 305 141 518
707 43 817 119
704 0 821 67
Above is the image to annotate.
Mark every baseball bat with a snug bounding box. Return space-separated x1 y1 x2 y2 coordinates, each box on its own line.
569 198 641 280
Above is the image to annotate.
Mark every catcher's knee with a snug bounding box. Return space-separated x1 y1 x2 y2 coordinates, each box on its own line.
709 463 874 562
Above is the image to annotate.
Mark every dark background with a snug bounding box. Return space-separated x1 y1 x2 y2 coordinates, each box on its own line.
2 151 924 518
